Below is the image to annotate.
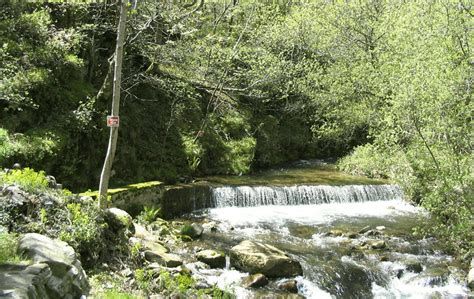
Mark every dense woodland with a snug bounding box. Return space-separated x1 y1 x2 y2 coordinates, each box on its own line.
0 0 472 257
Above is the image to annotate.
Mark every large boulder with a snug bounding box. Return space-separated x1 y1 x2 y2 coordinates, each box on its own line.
230 240 303 277
105 208 134 235
0 264 51 298
144 251 183 268
17 233 90 298
196 250 225 268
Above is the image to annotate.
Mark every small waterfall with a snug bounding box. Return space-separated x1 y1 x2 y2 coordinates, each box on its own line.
211 184 403 208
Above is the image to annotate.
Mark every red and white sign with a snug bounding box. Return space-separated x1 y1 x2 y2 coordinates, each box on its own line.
107 116 120 127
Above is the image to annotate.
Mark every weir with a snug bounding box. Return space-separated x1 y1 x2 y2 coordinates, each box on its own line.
210 184 403 208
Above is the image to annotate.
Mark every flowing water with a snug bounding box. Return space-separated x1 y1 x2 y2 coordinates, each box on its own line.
185 163 469 298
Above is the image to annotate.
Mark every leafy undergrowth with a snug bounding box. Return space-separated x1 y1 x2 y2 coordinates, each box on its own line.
0 231 29 264
1 168 233 298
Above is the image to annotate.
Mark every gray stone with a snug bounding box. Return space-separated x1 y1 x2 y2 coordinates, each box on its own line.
45 175 57 189
278 279 299 293
17 233 90 298
345 232 358 239
0 263 51 299
367 240 386 250
358 226 371 234
104 208 134 234
467 267 474 289
144 251 183 267
243 273 268 288
405 260 423 273
196 250 225 269
329 229 344 237
230 240 303 277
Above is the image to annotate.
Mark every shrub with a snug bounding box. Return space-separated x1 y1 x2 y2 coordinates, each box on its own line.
0 167 48 193
0 232 25 264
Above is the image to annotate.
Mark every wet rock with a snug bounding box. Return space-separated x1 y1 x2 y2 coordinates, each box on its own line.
180 223 204 239
411 266 449 286
195 280 212 289
405 260 423 273
144 251 183 267
367 240 386 250
379 255 389 262
364 229 382 237
196 250 225 268
329 229 344 237
105 208 134 234
17 233 90 298
345 232 358 239
278 279 298 293
243 273 268 288
202 221 218 233
289 225 318 239
359 226 371 234
230 240 303 277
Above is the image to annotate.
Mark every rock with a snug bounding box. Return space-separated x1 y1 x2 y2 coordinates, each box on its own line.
105 208 134 233
196 250 226 269
345 232 358 239
230 240 303 277
379 255 389 262
376 226 386 231
195 280 212 289
179 223 204 239
243 273 269 288
329 229 344 237
144 251 183 267
12 163 21 170
0 263 51 298
405 260 423 273
467 258 474 291
467 267 474 289
358 226 371 234
278 279 299 293
185 261 211 273
17 233 90 298
45 175 57 189
367 240 386 250
202 221 218 233
364 229 382 237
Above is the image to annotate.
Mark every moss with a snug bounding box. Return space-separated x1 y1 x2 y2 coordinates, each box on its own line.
79 181 164 199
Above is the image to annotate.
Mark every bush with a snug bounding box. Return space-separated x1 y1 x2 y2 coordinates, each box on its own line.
0 232 25 264
59 202 107 267
0 167 48 193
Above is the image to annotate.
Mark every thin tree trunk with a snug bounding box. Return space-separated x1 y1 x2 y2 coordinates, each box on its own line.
98 0 127 209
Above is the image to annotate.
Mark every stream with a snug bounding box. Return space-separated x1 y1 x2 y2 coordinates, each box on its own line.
182 162 469 298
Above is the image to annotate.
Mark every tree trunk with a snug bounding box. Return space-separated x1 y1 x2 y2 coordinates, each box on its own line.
98 0 127 209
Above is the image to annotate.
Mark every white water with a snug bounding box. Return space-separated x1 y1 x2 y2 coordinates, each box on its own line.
211 184 403 207
197 197 469 298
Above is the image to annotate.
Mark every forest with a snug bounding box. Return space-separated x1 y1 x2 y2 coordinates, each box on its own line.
0 0 472 298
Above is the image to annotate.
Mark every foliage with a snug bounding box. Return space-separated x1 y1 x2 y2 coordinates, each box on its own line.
0 0 472 258
135 206 161 224
59 202 107 264
0 167 48 193
0 232 25 264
